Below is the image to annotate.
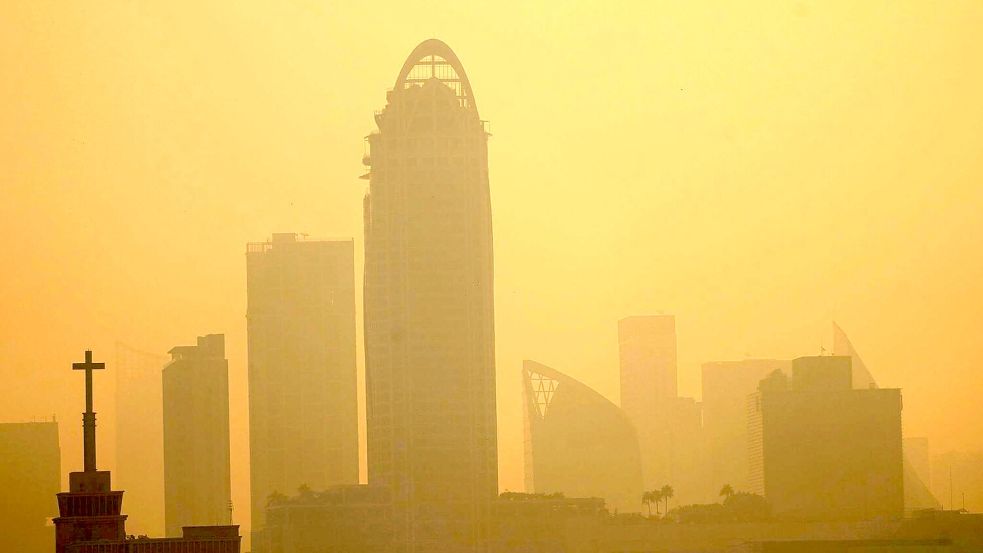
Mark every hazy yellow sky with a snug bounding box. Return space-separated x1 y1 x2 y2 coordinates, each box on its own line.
2 0 982 541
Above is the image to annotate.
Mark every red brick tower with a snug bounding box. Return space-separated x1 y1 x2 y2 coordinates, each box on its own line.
53 350 126 553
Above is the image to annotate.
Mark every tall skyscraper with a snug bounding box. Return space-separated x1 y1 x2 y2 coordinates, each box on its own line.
0 420 60 552
162 334 232 536
115 342 168 537
747 356 903 521
618 315 677 489
246 233 358 539
362 39 497 552
522 360 642 512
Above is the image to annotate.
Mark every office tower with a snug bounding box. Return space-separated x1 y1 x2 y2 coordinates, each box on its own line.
0 420 60 552
246 233 358 538
522 360 643 513
362 39 497 552
831 322 938 511
115 342 168 537
56 350 242 553
618 315 677 489
702 359 791 494
162 334 232 536
747 356 903 521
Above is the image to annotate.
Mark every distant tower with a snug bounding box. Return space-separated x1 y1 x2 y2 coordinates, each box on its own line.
115 342 168 536
363 39 497 552
246 233 358 540
54 350 127 553
162 334 232 536
0 420 60 551
522 360 642 512
618 315 677 489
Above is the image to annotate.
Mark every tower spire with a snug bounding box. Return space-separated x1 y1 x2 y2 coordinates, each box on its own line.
72 350 105 472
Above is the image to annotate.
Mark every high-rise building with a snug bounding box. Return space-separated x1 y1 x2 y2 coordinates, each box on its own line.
246 233 358 539
522 360 643 513
747 356 903 521
0 420 60 552
618 315 677 489
115 342 168 537
702 359 790 495
362 39 497 552
163 334 232 536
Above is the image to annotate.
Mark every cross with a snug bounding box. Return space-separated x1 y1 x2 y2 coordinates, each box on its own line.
73 350 105 472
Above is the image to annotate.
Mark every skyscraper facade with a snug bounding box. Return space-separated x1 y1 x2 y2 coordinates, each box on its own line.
362 39 497 552
162 334 232 536
522 360 642 513
246 234 358 538
618 315 677 489
747 356 903 521
0 420 60 552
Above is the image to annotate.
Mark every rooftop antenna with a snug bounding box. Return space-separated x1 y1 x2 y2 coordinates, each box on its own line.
949 466 954 511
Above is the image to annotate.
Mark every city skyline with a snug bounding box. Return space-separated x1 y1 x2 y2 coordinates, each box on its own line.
3 3 983 550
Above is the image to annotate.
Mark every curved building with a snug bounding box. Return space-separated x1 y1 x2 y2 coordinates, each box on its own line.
522 360 643 513
363 40 497 552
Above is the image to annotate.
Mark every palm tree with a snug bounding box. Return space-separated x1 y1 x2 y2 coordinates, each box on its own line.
642 491 653 517
660 485 674 515
652 490 664 517
719 484 735 501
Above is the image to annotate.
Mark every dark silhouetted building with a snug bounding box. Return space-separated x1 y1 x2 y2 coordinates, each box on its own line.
56 350 241 553
618 315 676 491
258 485 392 553
114 343 168 537
702 359 790 495
363 39 497 552
0 420 60 552
522 360 642 513
829 323 939 512
163 334 232 536
747 356 903 521
246 233 358 539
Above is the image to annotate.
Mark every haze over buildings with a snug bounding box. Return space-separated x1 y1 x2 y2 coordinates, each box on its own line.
2 4 983 550
362 39 498 552
114 343 168 537
246 234 358 540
